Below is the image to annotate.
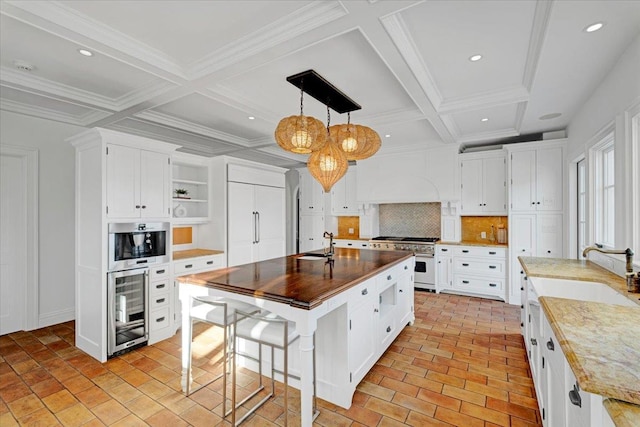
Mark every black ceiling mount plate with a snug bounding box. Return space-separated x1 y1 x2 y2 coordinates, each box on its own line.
286 69 361 114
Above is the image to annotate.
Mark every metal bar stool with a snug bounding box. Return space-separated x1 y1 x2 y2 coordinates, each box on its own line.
231 309 318 426
185 296 259 418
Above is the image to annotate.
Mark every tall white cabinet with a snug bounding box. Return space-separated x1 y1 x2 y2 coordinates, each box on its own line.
227 163 286 267
69 128 178 362
331 168 359 216
298 168 326 253
507 140 566 304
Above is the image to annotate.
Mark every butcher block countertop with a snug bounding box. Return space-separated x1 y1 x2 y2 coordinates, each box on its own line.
175 248 412 309
173 249 223 261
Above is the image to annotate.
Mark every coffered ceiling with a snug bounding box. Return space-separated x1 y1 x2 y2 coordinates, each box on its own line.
1 1 639 167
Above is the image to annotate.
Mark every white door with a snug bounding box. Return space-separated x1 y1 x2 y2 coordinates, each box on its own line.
299 214 325 252
106 144 140 218
228 182 256 267
537 214 563 258
344 169 358 214
1 151 27 334
331 176 347 215
299 170 323 213
483 156 506 213
140 150 169 218
536 147 563 212
254 185 285 262
510 150 536 212
460 158 482 214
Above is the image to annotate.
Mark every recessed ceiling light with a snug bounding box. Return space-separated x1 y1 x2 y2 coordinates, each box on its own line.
481 118 489 122
385 134 391 138
584 22 604 33
78 49 93 57
539 113 562 120
469 54 483 62
248 116 255 120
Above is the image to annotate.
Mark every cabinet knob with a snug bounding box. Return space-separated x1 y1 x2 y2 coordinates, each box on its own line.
537 202 541 205
530 338 537 346
522 249 526 252
374 308 379 313
531 202 536 205
386 326 391 333
547 250 551 254
361 288 368 296
399 289 403 293
404 266 408 270
387 275 392 280
568 384 582 407
546 338 555 351
136 205 141 209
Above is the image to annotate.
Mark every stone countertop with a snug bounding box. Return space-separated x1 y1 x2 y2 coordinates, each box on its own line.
173 249 224 261
520 256 640 424
437 241 508 248
520 257 640 306
332 236 369 241
539 297 640 405
603 399 640 427
176 248 413 310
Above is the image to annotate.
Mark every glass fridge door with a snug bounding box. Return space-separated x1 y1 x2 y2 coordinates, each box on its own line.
107 268 148 356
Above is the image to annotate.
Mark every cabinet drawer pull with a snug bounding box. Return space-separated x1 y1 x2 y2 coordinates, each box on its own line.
404 265 408 270
156 298 165 304
441 248 448 252
387 275 392 280
374 308 379 313
386 326 391 333
547 338 555 351
361 288 368 296
462 263 469 267
462 249 469 253
347 243 353 246
489 251 496 255
156 269 165 274
489 265 497 269
206 260 214 265
462 280 470 284
156 284 166 289
185 264 193 268
569 384 582 407
141 205 146 209
135 205 141 209
156 316 165 323
489 283 497 287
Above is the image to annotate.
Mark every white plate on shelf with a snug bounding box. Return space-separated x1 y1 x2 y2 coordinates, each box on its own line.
174 204 187 218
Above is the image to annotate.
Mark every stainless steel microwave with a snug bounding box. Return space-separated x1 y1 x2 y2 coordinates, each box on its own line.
108 222 169 271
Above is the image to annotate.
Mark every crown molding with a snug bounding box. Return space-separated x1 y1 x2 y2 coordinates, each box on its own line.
438 85 530 114
515 102 527 132
135 110 252 147
257 145 309 162
522 0 555 91
0 98 108 126
1 66 177 112
457 128 520 144
1 0 186 79
187 1 348 80
381 13 444 111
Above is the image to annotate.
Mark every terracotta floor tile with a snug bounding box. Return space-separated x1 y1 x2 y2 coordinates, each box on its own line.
363 396 409 422
460 401 510 426
356 381 395 401
425 371 465 388
0 382 32 403
75 386 111 409
145 408 189 427
379 377 420 397
30 378 65 399
464 379 510 402
415 388 461 412
41 389 78 413
486 396 539 422
508 391 540 409
91 399 130 424
7 394 44 419
0 411 19 427
390 392 436 417
109 413 147 427
405 410 454 426
136 378 173 400
106 381 143 404
434 406 484 427
441 384 486 407
336 401 383 425
55 403 96 427
60 374 94 394
16 407 60 427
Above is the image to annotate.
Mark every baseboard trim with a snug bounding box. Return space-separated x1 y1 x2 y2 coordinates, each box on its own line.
38 308 74 329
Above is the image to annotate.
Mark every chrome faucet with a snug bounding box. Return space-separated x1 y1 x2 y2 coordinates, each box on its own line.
323 231 334 258
582 245 639 292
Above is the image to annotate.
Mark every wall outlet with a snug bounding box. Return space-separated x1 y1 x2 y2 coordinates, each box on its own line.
348 228 354 234
481 231 487 239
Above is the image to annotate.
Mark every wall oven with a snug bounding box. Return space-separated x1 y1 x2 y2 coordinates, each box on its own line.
107 267 149 358
108 222 169 271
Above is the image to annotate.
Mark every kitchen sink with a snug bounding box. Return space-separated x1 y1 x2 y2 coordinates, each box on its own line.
529 277 635 307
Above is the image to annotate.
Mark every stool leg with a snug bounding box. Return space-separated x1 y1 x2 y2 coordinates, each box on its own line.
283 325 289 427
185 318 193 396
221 307 227 418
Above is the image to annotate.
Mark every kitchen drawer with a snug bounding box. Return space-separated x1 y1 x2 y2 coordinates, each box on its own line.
453 274 504 293
333 239 369 249
149 307 170 331
149 292 170 310
379 315 397 348
348 277 375 307
436 245 456 255
174 254 223 276
398 258 414 276
149 279 170 297
377 266 400 292
543 315 564 373
149 264 169 280
453 246 506 258
453 258 506 276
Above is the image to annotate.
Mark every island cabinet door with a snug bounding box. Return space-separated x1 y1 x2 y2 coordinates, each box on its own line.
348 286 376 384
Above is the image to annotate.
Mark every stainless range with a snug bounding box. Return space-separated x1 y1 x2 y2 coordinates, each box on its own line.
369 236 438 291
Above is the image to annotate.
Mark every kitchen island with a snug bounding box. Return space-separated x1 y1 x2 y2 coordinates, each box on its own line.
176 248 415 426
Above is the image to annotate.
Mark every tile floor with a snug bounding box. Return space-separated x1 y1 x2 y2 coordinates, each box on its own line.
0 292 541 426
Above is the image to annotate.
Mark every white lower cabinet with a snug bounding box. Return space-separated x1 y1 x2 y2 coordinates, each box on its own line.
333 239 369 249
148 264 172 344
348 257 414 386
523 274 608 427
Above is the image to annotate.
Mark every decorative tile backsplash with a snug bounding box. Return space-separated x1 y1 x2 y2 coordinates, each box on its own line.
379 203 441 237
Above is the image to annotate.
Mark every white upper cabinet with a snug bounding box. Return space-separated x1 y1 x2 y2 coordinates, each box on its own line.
299 168 324 214
106 144 170 219
331 168 358 216
460 151 506 215
510 146 563 212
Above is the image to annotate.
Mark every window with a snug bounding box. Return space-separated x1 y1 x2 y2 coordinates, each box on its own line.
592 133 615 248
577 159 586 258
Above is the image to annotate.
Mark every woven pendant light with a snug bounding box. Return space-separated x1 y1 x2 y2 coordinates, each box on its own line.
328 113 381 160
274 85 326 154
307 107 348 192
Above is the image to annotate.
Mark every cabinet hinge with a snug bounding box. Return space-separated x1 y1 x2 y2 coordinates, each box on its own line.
542 357 545 369
349 319 351 330
168 158 171 165
168 208 170 214
350 372 352 383
106 206 109 214
542 408 545 420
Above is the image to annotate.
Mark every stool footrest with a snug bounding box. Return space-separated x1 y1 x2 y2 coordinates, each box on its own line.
234 391 273 426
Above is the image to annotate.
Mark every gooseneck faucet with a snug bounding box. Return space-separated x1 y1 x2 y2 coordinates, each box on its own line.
582 245 639 292
323 231 334 258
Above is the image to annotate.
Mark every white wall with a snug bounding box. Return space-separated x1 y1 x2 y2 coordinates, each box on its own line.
566 34 640 267
0 110 83 327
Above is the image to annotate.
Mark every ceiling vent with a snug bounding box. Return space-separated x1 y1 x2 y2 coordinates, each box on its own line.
13 60 34 72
